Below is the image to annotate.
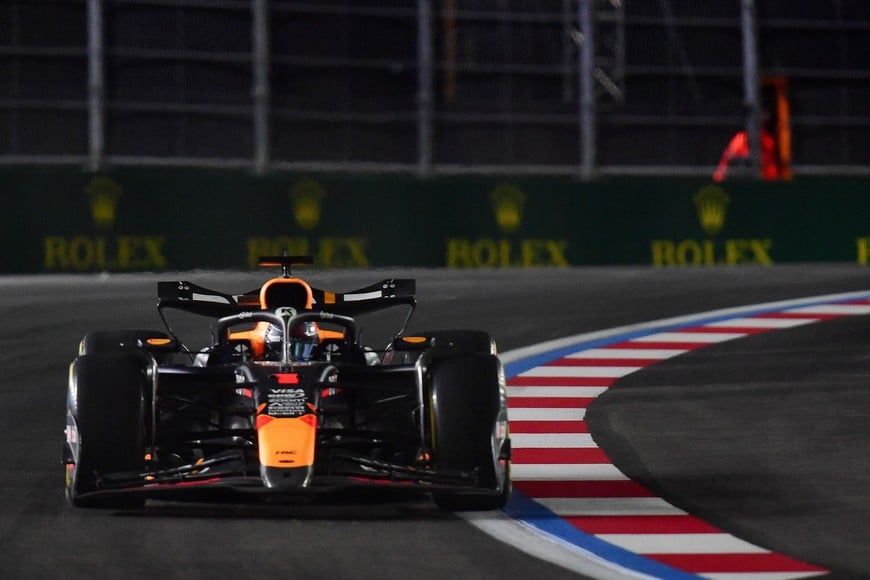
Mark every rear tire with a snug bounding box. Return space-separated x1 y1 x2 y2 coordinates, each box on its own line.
428 353 510 511
66 354 147 508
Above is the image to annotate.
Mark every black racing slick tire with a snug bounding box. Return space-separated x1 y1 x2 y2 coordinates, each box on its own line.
428 353 511 511
65 354 147 509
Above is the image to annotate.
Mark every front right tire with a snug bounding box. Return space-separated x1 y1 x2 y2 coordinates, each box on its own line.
65 354 147 508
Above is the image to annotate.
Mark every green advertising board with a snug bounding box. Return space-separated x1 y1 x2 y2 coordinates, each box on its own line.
2 166 868 272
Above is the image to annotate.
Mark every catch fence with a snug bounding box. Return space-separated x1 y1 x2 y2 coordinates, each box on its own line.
1 0 868 177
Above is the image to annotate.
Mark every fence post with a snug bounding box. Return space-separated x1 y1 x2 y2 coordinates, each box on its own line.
417 0 434 177
579 0 596 180
87 0 104 172
253 0 271 175
741 0 761 177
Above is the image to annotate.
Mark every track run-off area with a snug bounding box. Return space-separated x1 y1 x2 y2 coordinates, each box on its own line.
470 291 870 579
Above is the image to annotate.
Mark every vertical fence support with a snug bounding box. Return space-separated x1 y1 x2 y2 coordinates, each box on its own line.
253 0 270 175
86 0 104 172
561 0 573 103
578 0 596 180
741 0 761 177
416 0 434 178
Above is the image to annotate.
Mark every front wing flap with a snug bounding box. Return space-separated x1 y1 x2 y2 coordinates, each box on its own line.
75 453 487 502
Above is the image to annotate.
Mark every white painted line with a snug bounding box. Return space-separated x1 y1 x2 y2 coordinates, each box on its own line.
703 573 829 580
520 366 640 378
788 303 870 315
705 317 816 329
597 533 769 554
458 510 661 580
511 464 628 481
509 408 586 421
537 497 686 517
632 331 745 343
511 433 597 449
507 386 608 398
566 348 688 360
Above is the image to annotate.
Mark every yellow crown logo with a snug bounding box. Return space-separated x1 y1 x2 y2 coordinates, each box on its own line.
289 178 326 231
84 175 122 229
490 183 526 233
692 185 730 236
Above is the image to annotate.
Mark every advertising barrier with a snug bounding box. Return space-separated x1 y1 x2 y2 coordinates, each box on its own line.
2 167 868 272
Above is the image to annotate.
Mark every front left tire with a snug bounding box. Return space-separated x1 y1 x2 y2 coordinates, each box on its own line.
427 352 511 511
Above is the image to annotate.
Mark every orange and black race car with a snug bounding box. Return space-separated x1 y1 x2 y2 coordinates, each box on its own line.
63 255 510 510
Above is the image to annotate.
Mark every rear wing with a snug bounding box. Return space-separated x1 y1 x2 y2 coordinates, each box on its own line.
157 281 255 318
157 278 416 318
310 278 416 316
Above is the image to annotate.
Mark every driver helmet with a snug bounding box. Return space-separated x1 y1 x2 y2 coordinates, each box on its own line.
263 323 283 360
290 321 320 361
263 320 320 361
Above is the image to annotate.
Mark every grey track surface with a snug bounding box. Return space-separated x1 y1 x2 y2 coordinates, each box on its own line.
1 265 868 579
590 315 870 579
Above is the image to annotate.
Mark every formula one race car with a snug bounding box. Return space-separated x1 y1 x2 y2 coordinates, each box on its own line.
63 256 510 510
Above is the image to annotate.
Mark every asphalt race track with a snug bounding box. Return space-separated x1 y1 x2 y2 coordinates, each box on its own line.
1 265 868 579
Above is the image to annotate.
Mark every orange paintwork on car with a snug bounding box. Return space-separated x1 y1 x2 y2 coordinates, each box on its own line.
259 277 314 310
228 321 271 359
256 414 317 468
226 278 345 356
